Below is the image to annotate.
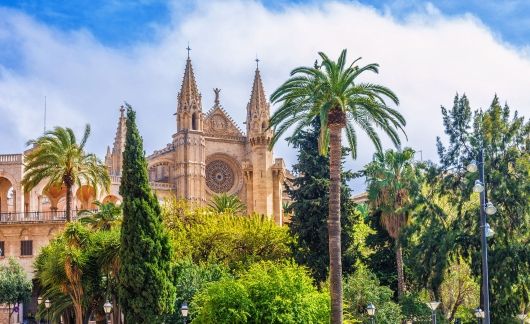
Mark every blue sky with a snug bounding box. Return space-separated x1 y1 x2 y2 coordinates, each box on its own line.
1 0 530 49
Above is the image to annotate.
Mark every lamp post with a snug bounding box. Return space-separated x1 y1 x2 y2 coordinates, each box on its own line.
366 303 376 324
44 299 51 324
517 313 528 324
467 148 496 324
426 301 440 324
37 296 43 306
181 301 189 324
474 307 485 324
104 300 113 323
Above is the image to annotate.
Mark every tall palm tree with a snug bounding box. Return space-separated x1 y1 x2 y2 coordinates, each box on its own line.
22 125 110 221
208 193 246 215
363 148 420 299
269 49 405 323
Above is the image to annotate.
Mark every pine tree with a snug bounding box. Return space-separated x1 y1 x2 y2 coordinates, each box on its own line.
118 104 176 323
287 119 356 282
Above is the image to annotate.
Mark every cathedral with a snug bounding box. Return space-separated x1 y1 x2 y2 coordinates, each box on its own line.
103 55 287 224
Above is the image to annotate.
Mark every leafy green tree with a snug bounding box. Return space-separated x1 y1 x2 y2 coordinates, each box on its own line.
192 261 329 323
118 104 176 323
208 193 246 214
439 258 479 322
0 258 32 323
79 201 122 230
407 94 530 322
164 260 231 322
343 265 402 323
286 118 356 282
35 222 90 324
270 49 405 323
162 198 293 270
22 125 110 221
362 148 421 299
35 223 121 324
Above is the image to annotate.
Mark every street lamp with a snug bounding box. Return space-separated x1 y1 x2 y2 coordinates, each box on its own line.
181 301 189 324
467 147 495 324
37 296 43 305
517 313 528 324
44 299 51 324
474 308 485 324
426 301 440 324
366 303 376 324
104 300 113 322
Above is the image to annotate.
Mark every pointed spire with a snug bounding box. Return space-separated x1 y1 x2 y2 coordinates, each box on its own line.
108 105 127 175
246 61 272 144
178 55 201 108
113 105 127 154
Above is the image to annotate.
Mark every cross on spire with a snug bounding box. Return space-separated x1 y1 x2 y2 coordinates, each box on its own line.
255 56 260 69
186 42 191 59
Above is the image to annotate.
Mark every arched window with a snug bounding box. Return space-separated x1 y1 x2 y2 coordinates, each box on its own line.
192 113 198 130
261 121 267 132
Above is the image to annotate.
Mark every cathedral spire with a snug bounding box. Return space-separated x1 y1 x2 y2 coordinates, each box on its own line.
246 62 271 144
107 105 127 176
176 51 202 131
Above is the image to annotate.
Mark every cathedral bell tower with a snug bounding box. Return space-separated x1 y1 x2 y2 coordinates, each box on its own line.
173 50 206 203
245 60 282 221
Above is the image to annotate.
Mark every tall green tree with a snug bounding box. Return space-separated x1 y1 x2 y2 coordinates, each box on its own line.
22 125 110 221
118 104 176 323
0 258 32 324
362 148 421 299
408 94 530 322
286 118 356 282
269 49 405 323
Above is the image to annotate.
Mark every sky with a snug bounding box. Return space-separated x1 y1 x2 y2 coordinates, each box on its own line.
1 0 530 193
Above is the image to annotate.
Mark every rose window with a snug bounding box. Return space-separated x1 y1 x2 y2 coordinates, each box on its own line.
206 160 235 193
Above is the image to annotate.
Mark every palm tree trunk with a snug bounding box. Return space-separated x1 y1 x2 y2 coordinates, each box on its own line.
396 241 406 299
74 303 83 324
328 122 343 324
66 183 72 222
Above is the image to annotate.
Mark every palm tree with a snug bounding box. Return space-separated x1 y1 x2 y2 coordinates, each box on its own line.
22 125 110 221
79 201 122 230
269 49 405 323
363 147 420 299
208 193 246 215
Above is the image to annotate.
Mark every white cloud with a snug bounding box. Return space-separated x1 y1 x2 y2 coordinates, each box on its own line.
1 1 530 193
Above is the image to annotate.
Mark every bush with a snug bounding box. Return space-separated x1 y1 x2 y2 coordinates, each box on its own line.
162 199 294 270
192 261 329 323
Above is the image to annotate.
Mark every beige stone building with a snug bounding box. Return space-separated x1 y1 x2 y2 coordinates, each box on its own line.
0 56 287 323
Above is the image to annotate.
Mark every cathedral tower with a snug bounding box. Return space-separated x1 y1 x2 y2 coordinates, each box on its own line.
173 53 206 203
245 62 283 221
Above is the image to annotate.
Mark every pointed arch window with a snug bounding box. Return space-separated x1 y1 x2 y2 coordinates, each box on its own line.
192 113 198 130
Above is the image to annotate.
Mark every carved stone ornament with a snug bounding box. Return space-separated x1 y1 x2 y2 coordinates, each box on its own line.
206 160 235 193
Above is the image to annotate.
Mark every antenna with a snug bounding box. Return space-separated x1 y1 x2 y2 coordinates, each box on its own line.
44 96 47 133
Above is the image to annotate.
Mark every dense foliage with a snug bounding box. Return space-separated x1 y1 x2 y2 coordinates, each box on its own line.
118 104 175 323
192 261 330 323
162 198 293 271
403 94 530 322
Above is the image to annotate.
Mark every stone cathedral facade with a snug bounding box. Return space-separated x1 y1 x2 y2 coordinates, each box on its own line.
104 56 287 224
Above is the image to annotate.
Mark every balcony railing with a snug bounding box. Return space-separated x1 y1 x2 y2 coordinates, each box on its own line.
0 154 22 164
0 211 74 224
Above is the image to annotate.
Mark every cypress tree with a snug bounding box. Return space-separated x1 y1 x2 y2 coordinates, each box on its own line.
118 104 176 323
287 119 356 282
